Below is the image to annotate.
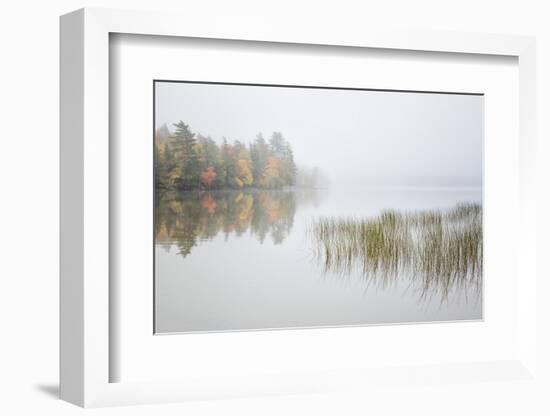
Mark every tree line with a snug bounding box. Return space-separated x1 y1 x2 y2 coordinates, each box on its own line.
155 121 297 191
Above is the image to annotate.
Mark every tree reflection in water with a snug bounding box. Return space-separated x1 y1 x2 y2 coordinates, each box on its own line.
155 189 319 257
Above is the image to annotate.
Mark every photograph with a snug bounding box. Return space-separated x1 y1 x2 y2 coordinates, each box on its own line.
153 81 483 334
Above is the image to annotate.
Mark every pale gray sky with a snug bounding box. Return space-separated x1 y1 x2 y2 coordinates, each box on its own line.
155 82 483 187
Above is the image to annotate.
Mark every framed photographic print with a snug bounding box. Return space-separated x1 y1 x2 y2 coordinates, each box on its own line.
152 80 483 334
60 8 538 407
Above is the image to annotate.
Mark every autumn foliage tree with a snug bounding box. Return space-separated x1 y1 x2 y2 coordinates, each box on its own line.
200 167 217 189
155 121 297 190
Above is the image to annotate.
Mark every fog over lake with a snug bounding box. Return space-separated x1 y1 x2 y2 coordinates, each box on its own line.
154 82 483 334
155 82 482 188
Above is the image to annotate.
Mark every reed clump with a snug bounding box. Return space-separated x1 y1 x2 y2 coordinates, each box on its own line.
308 203 482 300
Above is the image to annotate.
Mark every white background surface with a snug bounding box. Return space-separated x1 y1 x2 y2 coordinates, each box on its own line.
0 0 549 415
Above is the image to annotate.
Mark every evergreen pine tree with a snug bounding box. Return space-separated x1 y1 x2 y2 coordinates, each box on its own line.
170 121 200 189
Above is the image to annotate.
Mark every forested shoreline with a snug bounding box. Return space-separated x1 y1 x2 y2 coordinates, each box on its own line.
155 121 298 191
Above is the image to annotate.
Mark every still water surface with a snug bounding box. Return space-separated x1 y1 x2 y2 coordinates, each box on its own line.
155 188 482 333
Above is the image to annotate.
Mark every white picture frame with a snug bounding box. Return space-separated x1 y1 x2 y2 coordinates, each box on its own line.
60 7 537 407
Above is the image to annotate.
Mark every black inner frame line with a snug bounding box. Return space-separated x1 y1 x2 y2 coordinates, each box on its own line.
153 79 484 96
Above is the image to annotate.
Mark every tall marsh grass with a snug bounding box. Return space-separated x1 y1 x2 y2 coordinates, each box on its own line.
308 203 482 302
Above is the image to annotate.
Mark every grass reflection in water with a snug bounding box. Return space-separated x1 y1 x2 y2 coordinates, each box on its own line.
308 203 482 303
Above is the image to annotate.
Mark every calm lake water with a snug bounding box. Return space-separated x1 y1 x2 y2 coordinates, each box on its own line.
154 188 482 334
